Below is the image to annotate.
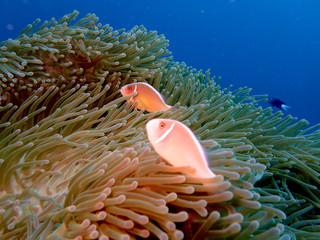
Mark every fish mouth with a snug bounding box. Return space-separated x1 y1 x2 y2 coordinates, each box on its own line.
120 87 125 95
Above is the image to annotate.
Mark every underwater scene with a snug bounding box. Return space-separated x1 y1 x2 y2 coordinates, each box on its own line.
0 0 319 239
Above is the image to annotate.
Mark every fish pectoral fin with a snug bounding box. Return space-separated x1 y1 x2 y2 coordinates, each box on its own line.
181 165 196 175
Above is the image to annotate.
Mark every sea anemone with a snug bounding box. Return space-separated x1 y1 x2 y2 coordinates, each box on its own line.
0 11 319 239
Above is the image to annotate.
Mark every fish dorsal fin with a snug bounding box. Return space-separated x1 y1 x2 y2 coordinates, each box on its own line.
155 123 175 144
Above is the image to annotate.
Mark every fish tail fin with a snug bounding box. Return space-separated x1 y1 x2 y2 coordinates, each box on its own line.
281 104 291 111
164 104 175 112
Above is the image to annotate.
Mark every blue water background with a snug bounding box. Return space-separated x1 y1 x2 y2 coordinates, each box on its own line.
1 0 319 127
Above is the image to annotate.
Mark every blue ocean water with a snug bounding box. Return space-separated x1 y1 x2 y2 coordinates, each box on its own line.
1 0 319 127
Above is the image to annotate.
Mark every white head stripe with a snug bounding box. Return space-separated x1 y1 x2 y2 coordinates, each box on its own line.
155 123 175 144
129 84 138 100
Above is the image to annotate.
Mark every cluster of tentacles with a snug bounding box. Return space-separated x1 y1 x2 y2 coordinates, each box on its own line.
0 11 319 240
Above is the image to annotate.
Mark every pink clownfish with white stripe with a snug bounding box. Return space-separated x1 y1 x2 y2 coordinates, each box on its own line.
146 118 216 179
120 82 171 112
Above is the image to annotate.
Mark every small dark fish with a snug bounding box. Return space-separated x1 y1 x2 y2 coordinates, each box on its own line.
268 98 291 111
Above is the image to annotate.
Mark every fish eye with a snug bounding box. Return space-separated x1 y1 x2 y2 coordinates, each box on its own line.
128 86 132 90
159 122 165 129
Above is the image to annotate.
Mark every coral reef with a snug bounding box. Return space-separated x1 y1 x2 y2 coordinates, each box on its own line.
0 11 319 239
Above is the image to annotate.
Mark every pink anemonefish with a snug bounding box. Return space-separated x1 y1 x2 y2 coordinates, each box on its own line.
146 118 216 179
120 82 171 112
